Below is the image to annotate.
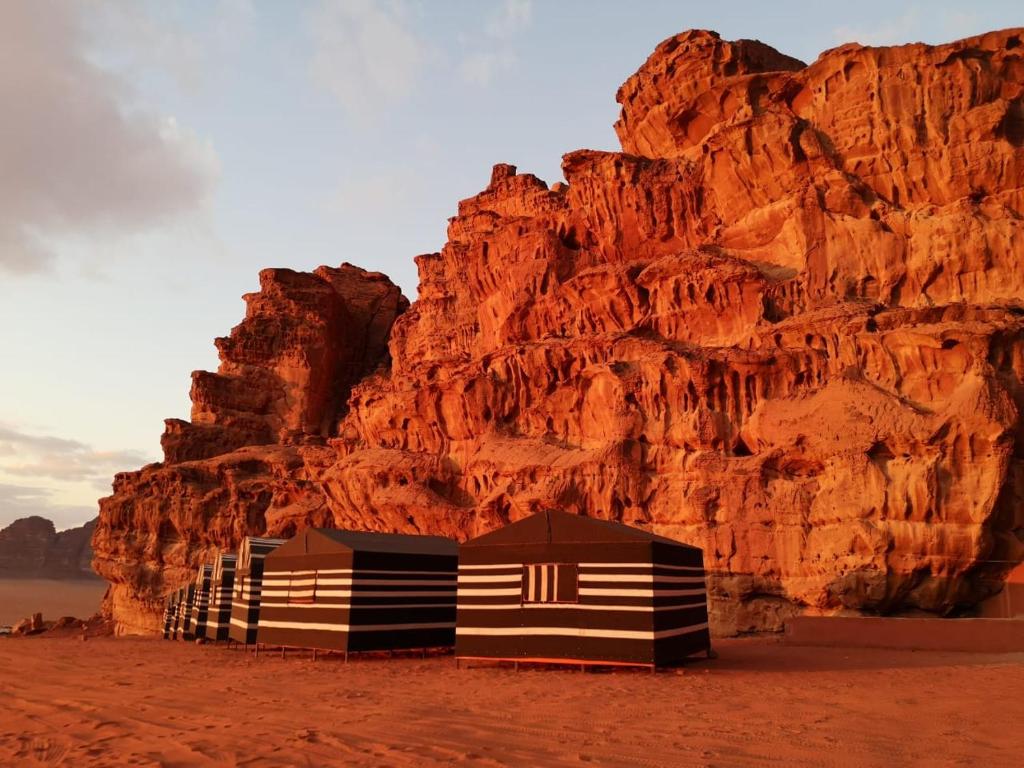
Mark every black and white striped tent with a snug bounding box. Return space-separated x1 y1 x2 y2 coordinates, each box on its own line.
175 584 195 640
456 510 711 668
229 536 286 646
162 591 179 639
188 564 213 641
256 528 458 655
206 552 237 642
170 587 185 639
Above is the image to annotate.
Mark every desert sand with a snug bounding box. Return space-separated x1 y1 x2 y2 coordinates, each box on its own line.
0 636 1020 767
0 579 106 626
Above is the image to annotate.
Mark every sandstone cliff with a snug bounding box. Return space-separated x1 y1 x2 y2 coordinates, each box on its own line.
95 29 1024 635
1 517 99 580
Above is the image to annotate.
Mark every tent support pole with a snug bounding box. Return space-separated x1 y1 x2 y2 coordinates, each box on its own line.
313 648 317 662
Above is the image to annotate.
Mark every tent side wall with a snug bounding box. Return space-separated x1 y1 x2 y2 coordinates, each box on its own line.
257 551 354 651
650 541 712 666
228 539 285 645
176 585 196 640
189 566 213 640
207 557 237 642
229 563 266 645
257 546 458 653
171 588 185 638
346 550 457 652
456 541 662 665
162 593 177 639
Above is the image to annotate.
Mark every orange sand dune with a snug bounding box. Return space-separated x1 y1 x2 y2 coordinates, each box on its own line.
0 636 1020 767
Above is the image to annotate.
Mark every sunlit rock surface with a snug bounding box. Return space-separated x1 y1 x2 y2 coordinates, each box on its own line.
95 29 1024 635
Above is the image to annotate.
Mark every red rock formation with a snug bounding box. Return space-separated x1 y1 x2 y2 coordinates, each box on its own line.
161 264 408 463
93 265 407 633
0 517 99 580
95 28 1024 636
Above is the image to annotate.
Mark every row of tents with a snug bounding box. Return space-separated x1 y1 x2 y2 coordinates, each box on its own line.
163 510 712 669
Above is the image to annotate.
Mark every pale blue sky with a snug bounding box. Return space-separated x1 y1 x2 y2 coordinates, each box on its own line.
1 0 1020 529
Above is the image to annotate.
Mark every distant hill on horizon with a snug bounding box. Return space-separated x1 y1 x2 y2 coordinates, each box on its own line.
0 516 100 580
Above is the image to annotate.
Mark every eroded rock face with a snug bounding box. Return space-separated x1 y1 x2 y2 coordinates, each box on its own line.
93 265 407 633
95 28 1024 635
161 264 408 463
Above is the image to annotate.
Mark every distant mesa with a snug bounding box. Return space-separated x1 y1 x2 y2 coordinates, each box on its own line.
93 27 1024 636
0 516 100 581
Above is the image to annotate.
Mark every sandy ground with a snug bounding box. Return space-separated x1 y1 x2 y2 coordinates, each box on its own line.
0 636 1020 768
0 579 106 626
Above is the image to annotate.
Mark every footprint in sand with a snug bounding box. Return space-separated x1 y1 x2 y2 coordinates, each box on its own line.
20 736 69 765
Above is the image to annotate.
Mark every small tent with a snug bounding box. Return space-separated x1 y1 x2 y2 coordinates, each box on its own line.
175 584 195 640
188 564 213 640
162 591 178 639
456 510 711 669
206 552 237 642
257 528 457 655
170 587 185 639
229 537 287 646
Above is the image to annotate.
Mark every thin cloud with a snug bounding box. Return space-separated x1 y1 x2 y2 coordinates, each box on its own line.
0 483 96 531
0 426 85 455
307 0 430 121
460 50 518 86
88 0 257 94
87 1 205 92
832 7 992 55
0 0 219 274
832 7 925 47
330 168 427 216
0 424 150 485
460 0 532 86
485 0 532 39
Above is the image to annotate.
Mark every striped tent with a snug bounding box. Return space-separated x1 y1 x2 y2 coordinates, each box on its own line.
162 591 179 639
229 537 286 646
456 510 711 669
256 529 458 655
188 564 214 640
175 584 195 640
170 587 184 639
206 552 237 642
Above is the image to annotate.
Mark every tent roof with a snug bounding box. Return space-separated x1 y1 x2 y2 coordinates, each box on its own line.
242 536 288 547
463 509 698 549
293 528 457 556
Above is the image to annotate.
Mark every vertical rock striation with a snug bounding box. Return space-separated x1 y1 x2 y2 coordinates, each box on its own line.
95 29 1024 635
